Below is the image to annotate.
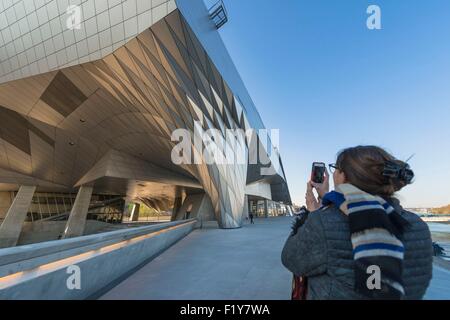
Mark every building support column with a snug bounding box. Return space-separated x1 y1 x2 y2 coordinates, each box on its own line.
0 186 36 248
242 195 249 220
123 200 134 221
264 199 269 218
130 203 140 222
171 197 183 222
0 191 14 220
63 186 93 239
287 205 294 216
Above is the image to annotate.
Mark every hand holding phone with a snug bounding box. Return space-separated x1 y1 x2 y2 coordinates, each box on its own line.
309 162 330 199
311 162 326 183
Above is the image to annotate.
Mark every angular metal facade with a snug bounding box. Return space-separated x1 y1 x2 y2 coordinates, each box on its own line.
0 0 177 83
0 2 291 229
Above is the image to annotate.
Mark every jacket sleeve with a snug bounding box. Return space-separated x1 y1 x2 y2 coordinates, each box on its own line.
281 211 328 277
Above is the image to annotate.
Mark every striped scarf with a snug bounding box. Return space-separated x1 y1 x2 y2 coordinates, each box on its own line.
321 183 410 299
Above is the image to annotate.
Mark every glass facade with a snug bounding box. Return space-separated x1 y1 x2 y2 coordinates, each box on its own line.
19 192 125 223
248 199 289 218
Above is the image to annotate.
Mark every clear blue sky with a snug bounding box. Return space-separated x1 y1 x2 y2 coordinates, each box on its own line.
209 0 450 208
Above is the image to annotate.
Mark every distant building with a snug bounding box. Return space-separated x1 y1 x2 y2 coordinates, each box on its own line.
406 208 433 215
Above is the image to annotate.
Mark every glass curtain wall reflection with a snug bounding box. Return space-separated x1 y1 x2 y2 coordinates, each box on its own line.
248 200 289 218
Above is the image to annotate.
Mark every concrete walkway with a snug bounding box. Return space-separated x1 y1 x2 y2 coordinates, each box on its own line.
425 265 450 299
101 217 293 300
100 216 449 300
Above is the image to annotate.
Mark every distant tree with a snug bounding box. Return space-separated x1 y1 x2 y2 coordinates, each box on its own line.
431 204 450 214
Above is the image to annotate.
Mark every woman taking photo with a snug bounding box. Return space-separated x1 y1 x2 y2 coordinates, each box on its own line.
281 146 433 300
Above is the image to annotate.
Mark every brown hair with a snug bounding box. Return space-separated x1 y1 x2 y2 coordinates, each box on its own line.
336 146 413 197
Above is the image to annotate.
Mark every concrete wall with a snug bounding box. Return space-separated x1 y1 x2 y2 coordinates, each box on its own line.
245 181 272 200
0 219 196 300
174 193 217 228
17 220 119 245
174 194 214 220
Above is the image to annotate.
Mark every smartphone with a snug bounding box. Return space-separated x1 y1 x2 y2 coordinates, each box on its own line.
311 162 326 184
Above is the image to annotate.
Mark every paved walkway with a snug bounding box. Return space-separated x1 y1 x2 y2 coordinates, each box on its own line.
425 265 450 299
100 216 450 300
101 217 293 300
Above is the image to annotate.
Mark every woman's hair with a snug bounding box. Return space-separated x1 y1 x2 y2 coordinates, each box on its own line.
336 145 414 197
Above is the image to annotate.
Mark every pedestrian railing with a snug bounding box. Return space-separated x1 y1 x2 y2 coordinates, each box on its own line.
0 219 196 299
